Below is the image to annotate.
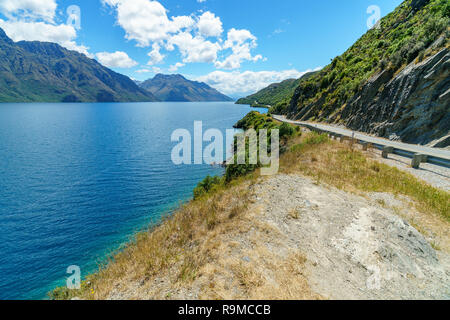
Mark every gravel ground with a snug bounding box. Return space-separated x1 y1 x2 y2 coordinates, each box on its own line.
251 174 450 300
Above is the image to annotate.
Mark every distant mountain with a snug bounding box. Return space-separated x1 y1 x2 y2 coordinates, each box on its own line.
139 74 233 102
236 72 318 108
0 28 157 103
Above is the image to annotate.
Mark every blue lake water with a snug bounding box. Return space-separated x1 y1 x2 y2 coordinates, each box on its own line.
0 102 264 300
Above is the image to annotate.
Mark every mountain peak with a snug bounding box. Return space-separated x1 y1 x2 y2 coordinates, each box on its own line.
0 28 13 44
140 74 232 102
153 73 187 81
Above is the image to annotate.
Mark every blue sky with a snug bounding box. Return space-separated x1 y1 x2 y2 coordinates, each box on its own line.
0 0 403 97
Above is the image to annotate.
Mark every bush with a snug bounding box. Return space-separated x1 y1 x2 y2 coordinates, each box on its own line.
193 175 223 199
279 122 296 139
304 133 330 145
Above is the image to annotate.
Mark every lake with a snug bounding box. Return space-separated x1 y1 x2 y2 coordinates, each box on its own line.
0 102 264 300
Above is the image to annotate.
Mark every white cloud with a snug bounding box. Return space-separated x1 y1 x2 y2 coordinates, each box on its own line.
103 0 262 70
0 19 91 57
167 32 221 63
196 68 321 96
215 28 263 70
0 0 57 22
95 51 138 68
136 66 162 74
197 11 222 38
102 0 195 47
168 62 185 72
0 0 91 57
136 69 152 73
151 66 162 73
147 43 165 65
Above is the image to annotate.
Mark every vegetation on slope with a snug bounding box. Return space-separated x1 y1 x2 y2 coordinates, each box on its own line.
236 72 317 109
231 112 449 222
193 112 299 199
285 0 449 121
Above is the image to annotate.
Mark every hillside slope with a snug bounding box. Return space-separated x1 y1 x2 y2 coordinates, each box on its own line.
236 72 317 108
281 0 449 146
0 28 157 103
51 129 450 300
139 74 233 102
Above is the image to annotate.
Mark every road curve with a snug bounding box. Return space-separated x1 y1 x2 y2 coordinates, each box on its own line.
273 115 450 161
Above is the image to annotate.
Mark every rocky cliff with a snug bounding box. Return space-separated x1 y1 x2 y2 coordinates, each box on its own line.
283 0 449 147
340 47 449 147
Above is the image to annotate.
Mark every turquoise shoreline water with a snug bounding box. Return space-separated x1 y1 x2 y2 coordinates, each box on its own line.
0 102 265 300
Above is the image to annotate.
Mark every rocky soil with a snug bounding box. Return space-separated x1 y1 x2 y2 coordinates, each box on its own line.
252 175 449 300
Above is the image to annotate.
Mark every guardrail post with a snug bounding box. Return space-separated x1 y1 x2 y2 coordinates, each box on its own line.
412 154 428 169
362 142 368 151
382 146 394 158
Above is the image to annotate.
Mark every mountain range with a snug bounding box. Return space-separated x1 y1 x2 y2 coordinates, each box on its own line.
0 28 157 103
138 74 233 102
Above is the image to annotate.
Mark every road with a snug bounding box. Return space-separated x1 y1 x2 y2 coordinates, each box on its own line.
273 115 450 161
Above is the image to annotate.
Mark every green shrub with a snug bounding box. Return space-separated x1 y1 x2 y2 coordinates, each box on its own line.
279 122 296 139
305 133 330 145
193 175 223 199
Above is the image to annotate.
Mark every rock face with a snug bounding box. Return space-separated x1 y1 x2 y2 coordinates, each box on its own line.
341 48 449 146
282 0 449 147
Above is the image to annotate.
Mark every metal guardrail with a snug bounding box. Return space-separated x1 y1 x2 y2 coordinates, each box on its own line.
275 117 450 170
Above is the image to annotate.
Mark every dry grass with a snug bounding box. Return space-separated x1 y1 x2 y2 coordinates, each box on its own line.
282 132 450 222
50 131 449 300
50 176 254 300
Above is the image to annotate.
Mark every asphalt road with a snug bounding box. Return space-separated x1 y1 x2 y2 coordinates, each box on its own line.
273 115 450 161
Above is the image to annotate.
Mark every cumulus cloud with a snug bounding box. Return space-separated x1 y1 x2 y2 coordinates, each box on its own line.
196 68 322 96
103 0 262 70
102 0 195 47
0 0 91 57
215 28 264 70
0 0 57 22
168 62 185 72
95 51 138 68
147 43 165 65
167 32 221 63
136 66 162 74
197 11 222 38
0 19 91 57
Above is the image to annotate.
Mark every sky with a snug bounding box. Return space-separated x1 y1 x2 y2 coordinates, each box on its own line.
0 0 403 97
